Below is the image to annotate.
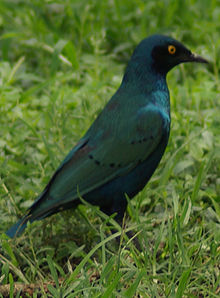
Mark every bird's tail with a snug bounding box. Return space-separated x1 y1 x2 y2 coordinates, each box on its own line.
5 203 70 238
5 210 54 238
5 190 57 238
5 192 80 238
6 215 31 238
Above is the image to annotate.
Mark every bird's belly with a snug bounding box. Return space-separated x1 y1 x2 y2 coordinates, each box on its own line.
84 133 169 214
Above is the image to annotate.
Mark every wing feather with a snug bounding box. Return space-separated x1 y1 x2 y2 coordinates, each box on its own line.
32 103 169 215
50 105 166 202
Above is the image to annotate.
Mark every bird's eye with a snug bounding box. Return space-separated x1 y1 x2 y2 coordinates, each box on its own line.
168 45 176 55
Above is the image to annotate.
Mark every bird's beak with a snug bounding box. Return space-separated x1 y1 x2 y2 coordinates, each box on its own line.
187 52 208 64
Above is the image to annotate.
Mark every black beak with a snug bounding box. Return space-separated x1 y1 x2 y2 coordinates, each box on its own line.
187 52 208 64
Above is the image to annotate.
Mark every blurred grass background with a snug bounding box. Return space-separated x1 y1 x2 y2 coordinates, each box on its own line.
0 0 219 296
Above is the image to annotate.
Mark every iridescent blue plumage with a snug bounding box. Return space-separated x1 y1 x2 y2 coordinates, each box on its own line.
6 35 207 238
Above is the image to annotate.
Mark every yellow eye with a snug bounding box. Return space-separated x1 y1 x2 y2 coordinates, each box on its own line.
168 45 176 55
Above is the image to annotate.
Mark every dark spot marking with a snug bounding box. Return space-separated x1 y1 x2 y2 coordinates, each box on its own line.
138 140 142 144
110 163 115 168
150 136 154 140
95 160 100 165
89 154 94 159
143 138 147 142
118 163 121 168
131 140 135 145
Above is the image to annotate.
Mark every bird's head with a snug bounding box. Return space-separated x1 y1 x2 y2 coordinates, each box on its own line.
129 34 208 76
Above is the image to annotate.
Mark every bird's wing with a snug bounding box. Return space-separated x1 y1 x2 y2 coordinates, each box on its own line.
33 103 169 212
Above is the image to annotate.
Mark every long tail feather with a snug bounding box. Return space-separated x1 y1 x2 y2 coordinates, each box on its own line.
6 216 29 238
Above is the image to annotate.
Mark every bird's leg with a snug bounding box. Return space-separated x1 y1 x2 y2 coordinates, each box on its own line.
101 201 142 250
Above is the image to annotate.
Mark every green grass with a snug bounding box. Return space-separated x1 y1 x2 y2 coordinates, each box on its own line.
0 0 219 296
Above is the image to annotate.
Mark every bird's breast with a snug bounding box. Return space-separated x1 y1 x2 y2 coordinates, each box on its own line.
151 90 170 116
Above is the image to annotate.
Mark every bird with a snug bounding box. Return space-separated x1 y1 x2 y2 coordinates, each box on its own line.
6 34 207 238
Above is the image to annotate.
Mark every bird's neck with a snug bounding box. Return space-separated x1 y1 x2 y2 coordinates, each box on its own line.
119 62 170 116
122 61 168 94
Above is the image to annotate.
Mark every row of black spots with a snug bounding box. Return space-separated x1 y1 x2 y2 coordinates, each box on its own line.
89 154 101 165
139 137 147 143
130 136 154 145
109 162 122 168
89 154 121 168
